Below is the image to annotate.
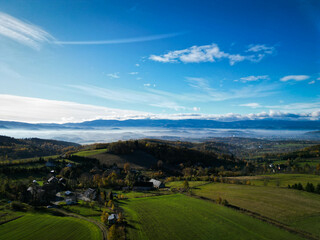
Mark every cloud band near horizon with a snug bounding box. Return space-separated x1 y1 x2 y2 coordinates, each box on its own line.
0 94 319 123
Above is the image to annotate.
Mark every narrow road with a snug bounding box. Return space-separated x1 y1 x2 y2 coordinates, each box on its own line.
55 208 107 240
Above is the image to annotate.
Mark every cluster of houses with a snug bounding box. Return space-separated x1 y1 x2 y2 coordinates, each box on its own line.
27 176 67 204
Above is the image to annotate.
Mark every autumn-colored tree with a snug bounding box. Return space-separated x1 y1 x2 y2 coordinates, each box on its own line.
101 210 109 225
183 180 189 190
107 200 113 207
124 163 130 173
157 160 163 169
117 212 123 223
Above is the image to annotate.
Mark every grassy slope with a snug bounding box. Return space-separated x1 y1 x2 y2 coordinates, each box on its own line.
120 194 304 240
0 213 101 240
193 182 320 237
228 174 320 187
73 149 107 157
165 181 208 188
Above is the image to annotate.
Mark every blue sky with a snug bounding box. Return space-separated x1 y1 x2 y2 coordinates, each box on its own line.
0 0 319 123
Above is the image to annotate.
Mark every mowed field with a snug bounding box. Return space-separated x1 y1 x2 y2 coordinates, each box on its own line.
0 214 102 240
165 180 208 188
192 182 320 238
120 194 304 240
227 174 320 187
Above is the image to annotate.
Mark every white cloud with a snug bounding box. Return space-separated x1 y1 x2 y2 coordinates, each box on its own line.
1 94 319 123
280 75 310 82
129 72 139 75
239 75 269 83
107 72 120 79
193 107 200 111
54 32 184 45
317 77 320 81
247 44 275 54
0 12 55 50
0 94 146 123
239 103 261 108
135 64 140 67
143 83 151 87
308 80 315 84
149 43 275 65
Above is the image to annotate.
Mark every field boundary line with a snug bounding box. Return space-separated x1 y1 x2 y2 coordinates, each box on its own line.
54 208 107 240
0 215 23 225
188 194 319 240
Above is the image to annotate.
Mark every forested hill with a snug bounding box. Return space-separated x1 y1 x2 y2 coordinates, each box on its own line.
90 139 243 169
275 144 320 160
0 136 80 160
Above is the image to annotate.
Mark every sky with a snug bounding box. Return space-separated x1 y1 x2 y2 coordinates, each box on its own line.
0 0 319 123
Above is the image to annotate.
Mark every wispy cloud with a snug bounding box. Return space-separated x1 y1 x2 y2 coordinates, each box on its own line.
247 44 275 54
129 72 139 75
309 80 315 84
239 103 261 108
70 84 187 111
149 43 275 65
280 75 310 82
54 32 184 45
0 12 54 50
107 72 120 79
0 63 22 79
237 75 269 83
240 101 320 112
186 77 278 101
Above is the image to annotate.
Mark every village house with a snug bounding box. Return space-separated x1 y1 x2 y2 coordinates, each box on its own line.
149 179 165 189
132 182 153 191
108 214 118 224
84 188 97 201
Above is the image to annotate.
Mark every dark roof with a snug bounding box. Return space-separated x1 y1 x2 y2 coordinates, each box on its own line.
84 188 97 200
133 182 153 187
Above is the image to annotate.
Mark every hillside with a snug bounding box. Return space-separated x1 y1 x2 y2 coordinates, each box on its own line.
82 139 243 170
0 135 80 160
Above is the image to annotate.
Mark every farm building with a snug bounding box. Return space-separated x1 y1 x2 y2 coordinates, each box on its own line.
108 214 118 224
133 182 153 191
149 179 165 189
48 176 58 184
84 188 97 201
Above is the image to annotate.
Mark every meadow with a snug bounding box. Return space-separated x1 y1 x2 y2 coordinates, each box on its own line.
192 182 320 238
165 180 208 188
0 213 102 240
120 194 305 240
227 173 320 187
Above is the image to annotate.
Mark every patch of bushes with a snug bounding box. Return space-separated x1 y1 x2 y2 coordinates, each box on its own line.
288 182 320 194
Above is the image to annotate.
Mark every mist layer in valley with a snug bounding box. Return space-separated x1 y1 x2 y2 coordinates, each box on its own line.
1 127 318 144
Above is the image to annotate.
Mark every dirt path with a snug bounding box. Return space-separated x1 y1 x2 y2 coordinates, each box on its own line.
55 208 107 240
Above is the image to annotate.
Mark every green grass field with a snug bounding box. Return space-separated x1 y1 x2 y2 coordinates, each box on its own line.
165 180 209 188
228 174 320 187
0 213 102 240
120 194 305 240
192 182 320 238
73 149 108 157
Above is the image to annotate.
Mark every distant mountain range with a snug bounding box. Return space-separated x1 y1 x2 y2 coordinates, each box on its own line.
0 119 320 130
